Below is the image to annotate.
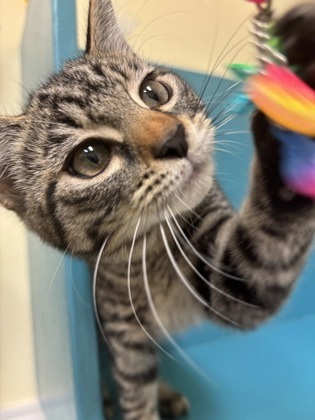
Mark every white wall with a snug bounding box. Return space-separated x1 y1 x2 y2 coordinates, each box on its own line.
0 0 38 411
0 0 300 411
78 0 298 75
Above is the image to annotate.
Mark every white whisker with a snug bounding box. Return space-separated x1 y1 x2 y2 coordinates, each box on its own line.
217 130 249 136
142 234 212 381
174 192 202 220
167 206 246 283
160 223 241 328
45 245 69 299
165 217 258 309
214 114 237 131
93 236 110 346
127 218 174 359
68 250 91 307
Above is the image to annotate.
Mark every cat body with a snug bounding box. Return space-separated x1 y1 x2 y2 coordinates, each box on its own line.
1 1 315 419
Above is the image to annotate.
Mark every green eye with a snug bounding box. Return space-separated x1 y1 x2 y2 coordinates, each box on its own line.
139 80 170 108
68 139 111 178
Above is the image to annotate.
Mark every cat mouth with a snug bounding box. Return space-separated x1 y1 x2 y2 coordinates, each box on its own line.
132 154 213 220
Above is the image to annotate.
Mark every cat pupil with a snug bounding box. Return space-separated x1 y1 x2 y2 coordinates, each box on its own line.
144 86 158 101
84 146 100 164
140 80 170 108
69 140 110 178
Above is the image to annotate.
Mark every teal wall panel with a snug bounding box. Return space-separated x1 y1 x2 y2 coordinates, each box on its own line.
23 1 103 419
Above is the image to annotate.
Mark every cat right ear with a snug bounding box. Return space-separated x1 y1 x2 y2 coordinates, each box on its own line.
86 0 132 55
0 117 24 213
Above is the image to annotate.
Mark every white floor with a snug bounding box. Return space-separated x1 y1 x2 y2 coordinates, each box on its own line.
0 401 45 420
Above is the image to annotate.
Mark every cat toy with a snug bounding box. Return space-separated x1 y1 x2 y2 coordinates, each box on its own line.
230 0 315 198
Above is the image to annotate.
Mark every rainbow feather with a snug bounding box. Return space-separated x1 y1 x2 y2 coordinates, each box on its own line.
247 65 315 137
270 126 315 199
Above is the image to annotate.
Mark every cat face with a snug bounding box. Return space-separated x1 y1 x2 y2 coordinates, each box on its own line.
0 0 214 256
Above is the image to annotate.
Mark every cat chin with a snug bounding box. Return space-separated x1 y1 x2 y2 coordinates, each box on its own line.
170 160 214 215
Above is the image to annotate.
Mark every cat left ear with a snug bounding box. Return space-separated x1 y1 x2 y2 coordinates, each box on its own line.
86 0 131 55
0 117 25 213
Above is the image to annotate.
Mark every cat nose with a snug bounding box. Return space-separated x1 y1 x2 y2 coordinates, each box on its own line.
154 124 188 159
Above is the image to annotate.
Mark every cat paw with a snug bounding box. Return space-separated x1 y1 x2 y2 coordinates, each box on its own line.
158 382 190 418
102 390 115 420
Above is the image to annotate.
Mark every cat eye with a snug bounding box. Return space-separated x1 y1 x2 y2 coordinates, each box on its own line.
67 139 111 178
139 80 170 108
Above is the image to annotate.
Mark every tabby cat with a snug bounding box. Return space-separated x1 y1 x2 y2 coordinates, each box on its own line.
1 1 314 419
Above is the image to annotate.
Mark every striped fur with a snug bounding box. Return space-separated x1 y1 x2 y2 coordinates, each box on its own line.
1 1 315 419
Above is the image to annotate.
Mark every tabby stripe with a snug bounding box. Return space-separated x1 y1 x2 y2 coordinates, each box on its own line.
110 335 156 353
234 224 311 271
114 364 158 385
56 95 87 108
194 264 211 306
194 215 232 302
103 308 145 323
108 64 128 80
54 113 82 128
222 274 292 311
219 250 292 309
90 62 106 78
260 223 291 239
120 399 146 413
45 181 67 248
198 213 231 247
43 134 69 156
39 92 87 109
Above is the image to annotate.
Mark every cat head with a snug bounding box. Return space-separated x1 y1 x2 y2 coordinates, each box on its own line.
0 0 214 257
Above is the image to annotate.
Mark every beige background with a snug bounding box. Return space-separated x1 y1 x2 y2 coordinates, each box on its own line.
0 0 299 410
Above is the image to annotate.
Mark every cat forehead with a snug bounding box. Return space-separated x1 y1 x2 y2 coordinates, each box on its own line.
32 55 149 101
27 54 182 119
26 54 191 131
25 55 149 130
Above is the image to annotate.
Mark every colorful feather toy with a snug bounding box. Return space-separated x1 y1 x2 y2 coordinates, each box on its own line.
230 0 315 198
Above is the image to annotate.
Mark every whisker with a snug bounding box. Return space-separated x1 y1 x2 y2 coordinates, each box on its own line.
93 236 110 347
211 102 244 128
160 223 241 328
142 233 213 380
132 10 189 50
214 114 237 131
214 147 241 157
217 130 249 136
174 192 202 221
45 245 70 299
68 250 91 307
212 99 244 124
216 139 243 147
165 217 258 309
167 206 246 282
136 33 185 54
196 12 251 114
195 1 219 113
202 38 248 117
127 217 173 359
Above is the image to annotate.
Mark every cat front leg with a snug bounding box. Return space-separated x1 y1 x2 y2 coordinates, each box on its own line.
194 111 315 329
102 319 160 420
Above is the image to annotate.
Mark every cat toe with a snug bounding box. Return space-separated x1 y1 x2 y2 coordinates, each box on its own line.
159 382 190 418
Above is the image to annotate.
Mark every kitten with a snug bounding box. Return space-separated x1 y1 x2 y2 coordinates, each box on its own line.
0 1 314 419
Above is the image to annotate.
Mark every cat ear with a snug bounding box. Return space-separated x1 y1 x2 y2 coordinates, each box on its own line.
86 0 131 55
0 116 24 213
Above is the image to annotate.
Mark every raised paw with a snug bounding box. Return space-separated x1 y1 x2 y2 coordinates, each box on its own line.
158 382 190 419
